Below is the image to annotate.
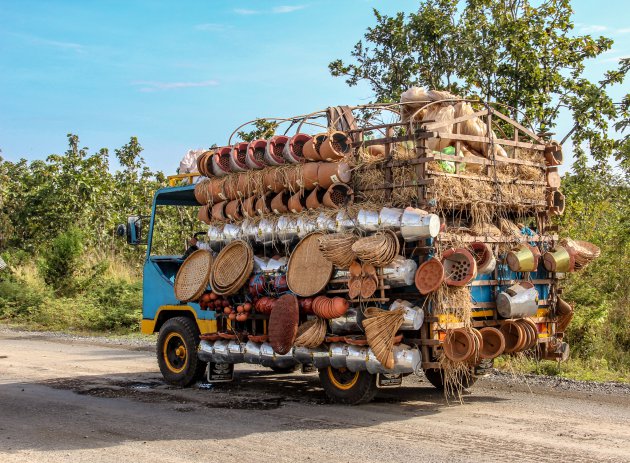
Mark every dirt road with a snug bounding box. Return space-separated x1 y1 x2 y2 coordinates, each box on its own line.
0 329 629 463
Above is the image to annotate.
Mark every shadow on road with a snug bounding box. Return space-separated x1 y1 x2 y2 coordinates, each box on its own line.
0 368 507 452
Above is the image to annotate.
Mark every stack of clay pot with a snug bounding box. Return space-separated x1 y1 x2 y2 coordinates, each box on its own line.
195 131 357 221
544 141 564 215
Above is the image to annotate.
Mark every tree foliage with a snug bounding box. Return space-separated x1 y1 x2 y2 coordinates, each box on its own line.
330 0 629 172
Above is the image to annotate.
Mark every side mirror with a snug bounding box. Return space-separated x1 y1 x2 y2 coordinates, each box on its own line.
116 215 148 245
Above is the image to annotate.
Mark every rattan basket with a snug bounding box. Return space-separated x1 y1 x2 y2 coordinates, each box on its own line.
287 231 333 297
210 240 253 295
351 230 400 267
174 250 213 302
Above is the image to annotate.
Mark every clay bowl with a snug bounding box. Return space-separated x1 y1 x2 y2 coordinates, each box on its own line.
414 257 444 295
500 321 524 354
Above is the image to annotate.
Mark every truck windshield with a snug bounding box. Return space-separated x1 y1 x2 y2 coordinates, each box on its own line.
150 205 203 256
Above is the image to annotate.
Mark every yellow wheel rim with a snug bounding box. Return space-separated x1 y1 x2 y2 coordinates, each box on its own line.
163 332 188 374
327 367 360 390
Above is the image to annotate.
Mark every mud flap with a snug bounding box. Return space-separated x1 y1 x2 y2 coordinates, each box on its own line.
207 362 234 382
376 373 403 388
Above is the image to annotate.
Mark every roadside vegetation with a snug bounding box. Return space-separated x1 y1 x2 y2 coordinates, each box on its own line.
1 0 629 382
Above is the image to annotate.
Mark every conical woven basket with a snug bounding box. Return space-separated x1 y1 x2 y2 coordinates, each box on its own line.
174 250 213 302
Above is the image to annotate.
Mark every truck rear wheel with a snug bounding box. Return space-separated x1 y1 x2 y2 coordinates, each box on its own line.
318 367 377 405
157 316 206 387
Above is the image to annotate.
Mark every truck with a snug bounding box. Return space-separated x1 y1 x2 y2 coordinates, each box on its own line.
119 94 588 404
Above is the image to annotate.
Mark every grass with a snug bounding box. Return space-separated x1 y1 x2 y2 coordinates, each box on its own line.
494 356 630 383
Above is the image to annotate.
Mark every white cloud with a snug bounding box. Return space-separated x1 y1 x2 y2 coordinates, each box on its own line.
234 8 260 15
272 5 306 13
579 24 608 34
14 33 85 53
617 28 630 34
194 23 231 31
132 80 219 92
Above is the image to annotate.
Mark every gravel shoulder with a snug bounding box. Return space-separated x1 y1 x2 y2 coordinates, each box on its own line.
1 326 629 463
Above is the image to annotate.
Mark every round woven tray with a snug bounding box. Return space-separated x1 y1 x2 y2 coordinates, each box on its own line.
210 240 253 295
287 231 333 297
174 250 213 302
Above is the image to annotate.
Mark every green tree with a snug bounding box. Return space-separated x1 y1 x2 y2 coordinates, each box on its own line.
330 0 629 172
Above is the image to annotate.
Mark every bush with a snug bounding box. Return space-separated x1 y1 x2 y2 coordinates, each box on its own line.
38 228 84 295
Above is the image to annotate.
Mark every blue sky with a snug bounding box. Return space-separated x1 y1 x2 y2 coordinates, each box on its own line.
0 0 628 175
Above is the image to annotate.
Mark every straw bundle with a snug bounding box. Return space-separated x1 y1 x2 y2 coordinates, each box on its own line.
318 233 358 268
351 230 400 267
362 307 405 369
293 317 327 348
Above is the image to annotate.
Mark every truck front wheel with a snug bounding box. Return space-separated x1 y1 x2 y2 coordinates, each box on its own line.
318 367 377 405
157 317 206 387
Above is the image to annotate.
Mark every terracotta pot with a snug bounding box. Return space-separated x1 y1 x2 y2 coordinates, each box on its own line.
479 327 505 359
194 181 210 205
225 200 242 220
235 173 253 197
197 151 213 177
547 190 565 215
305 187 325 210
211 147 232 176
270 191 291 214
211 201 227 221
366 144 385 159
264 135 289 166
230 143 249 172
246 139 268 170
209 178 226 202
222 175 239 201
319 131 352 161
303 133 327 161
544 141 563 166
441 248 477 286
299 162 319 189
414 257 444 295
241 196 257 218
262 169 283 193
470 242 496 274
256 192 274 215
283 133 312 163
283 165 301 191
317 162 352 189
500 321 524 354
197 205 212 225
443 329 474 362
287 190 307 213
546 167 561 189
322 184 354 209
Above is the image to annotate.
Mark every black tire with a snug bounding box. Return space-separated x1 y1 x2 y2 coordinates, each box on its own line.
318 367 377 405
423 367 477 391
157 316 206 387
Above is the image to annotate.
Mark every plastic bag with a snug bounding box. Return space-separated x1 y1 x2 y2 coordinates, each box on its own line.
179 149 204 174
